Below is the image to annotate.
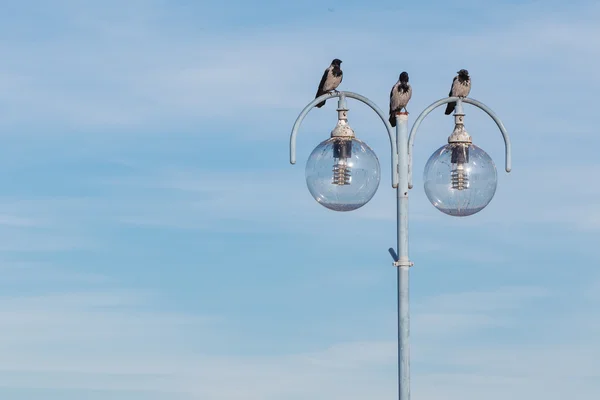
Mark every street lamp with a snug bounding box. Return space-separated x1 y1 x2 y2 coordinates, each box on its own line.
289 88 512 400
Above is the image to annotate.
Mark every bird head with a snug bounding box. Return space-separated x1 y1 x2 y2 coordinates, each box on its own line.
399 71 409 83
457 69 469 78
331 59 342 66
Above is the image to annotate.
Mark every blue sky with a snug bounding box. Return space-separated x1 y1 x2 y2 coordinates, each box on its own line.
0 0 599 399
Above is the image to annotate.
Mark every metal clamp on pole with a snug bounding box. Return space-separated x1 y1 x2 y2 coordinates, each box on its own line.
393 260 414 268
389 248 414 267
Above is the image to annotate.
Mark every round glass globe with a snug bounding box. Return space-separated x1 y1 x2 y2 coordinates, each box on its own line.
305 137 380 212
423 143 497 217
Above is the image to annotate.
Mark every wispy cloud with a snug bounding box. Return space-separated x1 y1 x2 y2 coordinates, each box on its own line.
93 161 600 241
418 285 549 312
1 1 598 137
0 283 595 399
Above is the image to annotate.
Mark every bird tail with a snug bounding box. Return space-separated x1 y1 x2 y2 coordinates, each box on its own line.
315 90 326 108
389 113 397 127
444 101 455 115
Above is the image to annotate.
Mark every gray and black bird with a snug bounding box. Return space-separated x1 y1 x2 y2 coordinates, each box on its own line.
315 58 343 108
444 69 471 115
389 71 412 127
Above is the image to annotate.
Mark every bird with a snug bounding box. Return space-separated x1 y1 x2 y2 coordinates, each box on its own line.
389 71 412 127
444 69 471 115
315 58 343 108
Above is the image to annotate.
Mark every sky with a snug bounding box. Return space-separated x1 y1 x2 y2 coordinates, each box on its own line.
0 0 599 399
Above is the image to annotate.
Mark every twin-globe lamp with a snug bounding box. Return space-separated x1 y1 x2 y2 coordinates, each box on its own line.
305 102 497 216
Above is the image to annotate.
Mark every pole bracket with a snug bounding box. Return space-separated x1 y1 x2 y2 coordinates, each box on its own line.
393 260 414 268
389 248 414 267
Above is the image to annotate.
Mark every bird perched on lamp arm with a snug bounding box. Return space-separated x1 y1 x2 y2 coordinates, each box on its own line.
314 58 343 108
445 69 471 115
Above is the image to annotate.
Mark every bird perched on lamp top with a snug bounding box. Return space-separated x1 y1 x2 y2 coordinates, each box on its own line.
389 71 412 127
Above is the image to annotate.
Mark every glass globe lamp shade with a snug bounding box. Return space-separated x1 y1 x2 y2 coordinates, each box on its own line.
423 143 497 217
305 137 380 212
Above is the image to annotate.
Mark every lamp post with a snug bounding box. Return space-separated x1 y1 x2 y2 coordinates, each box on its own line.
289 89 512 400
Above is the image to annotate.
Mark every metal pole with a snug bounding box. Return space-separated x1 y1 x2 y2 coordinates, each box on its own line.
395 113 411 400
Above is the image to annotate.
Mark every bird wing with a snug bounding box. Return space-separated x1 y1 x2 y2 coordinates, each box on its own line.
448 76 457 97
389 84 397 112
316 69 330 96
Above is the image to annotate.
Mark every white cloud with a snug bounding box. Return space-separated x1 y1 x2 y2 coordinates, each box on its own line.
0 214 40 227
0 204 94 252
0 261 107 285
408 286 550 343
417 285 549 312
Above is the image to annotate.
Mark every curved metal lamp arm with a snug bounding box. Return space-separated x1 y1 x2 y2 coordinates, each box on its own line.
290 91 399 188
407 96 512 189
